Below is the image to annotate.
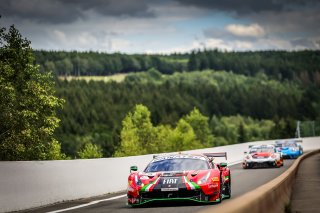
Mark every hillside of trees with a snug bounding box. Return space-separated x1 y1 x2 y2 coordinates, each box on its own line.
35 50 320 86
3 22 319 160
114 104 278 157
188 50 320 84
54 69 320 158
31 49 320 158
34 51 187 75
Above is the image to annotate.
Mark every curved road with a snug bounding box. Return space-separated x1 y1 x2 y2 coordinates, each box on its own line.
23 160 295 213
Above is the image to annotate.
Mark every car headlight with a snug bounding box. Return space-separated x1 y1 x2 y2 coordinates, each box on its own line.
290 147 299 151
135 175 142 186
197 171 211 184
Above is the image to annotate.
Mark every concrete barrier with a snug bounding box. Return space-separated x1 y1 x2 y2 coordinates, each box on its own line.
199 148 320 213
0 137 319 212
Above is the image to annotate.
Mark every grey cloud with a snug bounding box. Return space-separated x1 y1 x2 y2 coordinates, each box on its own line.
291 38 318 49
64 0 155 18
199 0 320 48
0 0 155 24
174 0 320 15
0 0 83 24
244 7 320 42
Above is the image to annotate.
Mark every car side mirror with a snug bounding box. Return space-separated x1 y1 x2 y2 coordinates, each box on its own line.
219 162 227 168
130 166 138 172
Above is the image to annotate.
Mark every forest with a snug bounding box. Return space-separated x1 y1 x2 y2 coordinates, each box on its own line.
53 68 320 158
16 49 318 158
35 49 320 86
3 25 320 160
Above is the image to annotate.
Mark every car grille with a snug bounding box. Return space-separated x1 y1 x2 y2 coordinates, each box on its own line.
252 155 269 159
252 162 275 168
141 189 201 199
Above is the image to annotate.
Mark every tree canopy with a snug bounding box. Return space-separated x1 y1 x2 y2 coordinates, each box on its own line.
113 104 280 157
54 69 320 158
34 49 320 88
0 24 65 160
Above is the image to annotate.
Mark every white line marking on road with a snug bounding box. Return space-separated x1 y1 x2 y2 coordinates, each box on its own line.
47 194 127 213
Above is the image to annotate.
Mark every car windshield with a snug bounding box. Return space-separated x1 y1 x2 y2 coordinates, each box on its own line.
283 142 297 147
251 147 274 154
249 148 258 154
144 158 209 172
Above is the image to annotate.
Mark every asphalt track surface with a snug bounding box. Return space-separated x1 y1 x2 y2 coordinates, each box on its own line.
21 159 295 213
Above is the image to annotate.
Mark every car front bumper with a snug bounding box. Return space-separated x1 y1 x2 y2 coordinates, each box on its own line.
282 150 301 159
128 187 221 206
243 158 277 168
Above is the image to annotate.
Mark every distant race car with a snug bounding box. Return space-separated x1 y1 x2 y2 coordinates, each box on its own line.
127 152 231 206
275 139 303 159
242 144 283 169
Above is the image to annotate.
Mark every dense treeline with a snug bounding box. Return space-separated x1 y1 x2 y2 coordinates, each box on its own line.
35 50 320 86
188 50 320 84
35 49 320 158
115 105 276 157
34 50 187 75
54 70 320 158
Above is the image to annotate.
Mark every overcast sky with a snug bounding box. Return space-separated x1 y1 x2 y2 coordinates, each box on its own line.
1 0 320 53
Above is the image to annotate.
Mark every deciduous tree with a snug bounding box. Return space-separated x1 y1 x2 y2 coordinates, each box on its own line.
0 24 65 160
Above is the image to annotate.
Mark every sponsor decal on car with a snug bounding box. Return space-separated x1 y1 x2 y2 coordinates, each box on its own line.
162 178 178 185
211 177 219 182
161 188 179 191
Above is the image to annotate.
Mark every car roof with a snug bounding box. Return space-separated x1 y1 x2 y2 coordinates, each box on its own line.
250 144 275 149
276 139 299 144
152 153 208 162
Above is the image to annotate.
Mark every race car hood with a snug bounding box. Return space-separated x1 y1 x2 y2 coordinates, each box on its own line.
281 147 299 152
251 152 272 158
134 170 215 186
130 170 219 193
139 170 210 177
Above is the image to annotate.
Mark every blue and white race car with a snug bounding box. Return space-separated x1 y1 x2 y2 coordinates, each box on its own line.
275 139 303 159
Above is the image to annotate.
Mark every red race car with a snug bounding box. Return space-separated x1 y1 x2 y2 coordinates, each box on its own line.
127 152 231 206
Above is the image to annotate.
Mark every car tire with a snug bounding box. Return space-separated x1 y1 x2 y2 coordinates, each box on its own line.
225 173 231 199
242 163 247 169
218 176 223 203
